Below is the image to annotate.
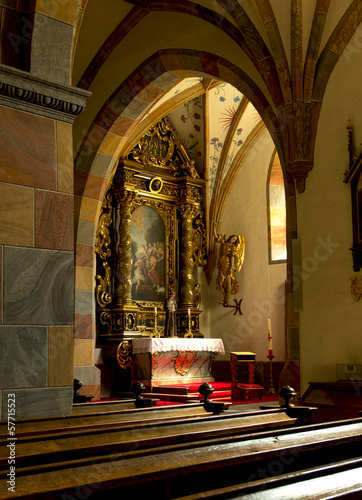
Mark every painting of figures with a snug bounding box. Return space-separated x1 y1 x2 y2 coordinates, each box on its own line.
130 205 166 302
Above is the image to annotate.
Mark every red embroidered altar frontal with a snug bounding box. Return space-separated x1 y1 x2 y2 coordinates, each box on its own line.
131 338 225 390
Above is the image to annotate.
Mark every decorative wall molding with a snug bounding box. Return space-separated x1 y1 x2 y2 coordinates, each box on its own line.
0 64 91 123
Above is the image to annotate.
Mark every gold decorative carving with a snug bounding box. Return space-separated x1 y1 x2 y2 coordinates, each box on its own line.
149 177 163 194
116 341 133 369
97 116 207 344
96 261 112 307
131 117 178 171
95 193 113 260
214 222 245 307
172 351 199 376
95 193 114 308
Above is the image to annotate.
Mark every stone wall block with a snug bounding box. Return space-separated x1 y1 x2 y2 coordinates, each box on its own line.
3 247 74 325
0 106 56 189
0 326 48 389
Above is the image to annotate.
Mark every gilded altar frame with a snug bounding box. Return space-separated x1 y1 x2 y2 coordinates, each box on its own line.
95 117 207 344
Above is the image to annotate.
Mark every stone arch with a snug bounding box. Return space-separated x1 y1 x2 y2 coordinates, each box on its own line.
73 49 297 384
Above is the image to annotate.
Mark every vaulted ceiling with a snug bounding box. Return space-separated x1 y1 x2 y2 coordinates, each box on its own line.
71 0 359 204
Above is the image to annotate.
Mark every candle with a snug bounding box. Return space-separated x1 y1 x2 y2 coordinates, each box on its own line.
267 318 273 356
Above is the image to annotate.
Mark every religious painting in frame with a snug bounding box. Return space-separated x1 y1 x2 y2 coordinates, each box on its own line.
130 205 166 303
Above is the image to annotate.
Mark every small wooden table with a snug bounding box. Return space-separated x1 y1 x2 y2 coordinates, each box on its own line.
230 351 264 400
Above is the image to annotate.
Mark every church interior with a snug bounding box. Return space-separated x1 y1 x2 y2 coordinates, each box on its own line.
1 0 362 497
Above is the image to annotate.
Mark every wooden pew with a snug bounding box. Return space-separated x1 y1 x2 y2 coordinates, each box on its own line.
1 414 362 499
0 402 308 499
0 408 298 469
0 402 207 439
176 456 362 499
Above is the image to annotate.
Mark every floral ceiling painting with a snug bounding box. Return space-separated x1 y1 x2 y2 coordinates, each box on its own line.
139 76 284 256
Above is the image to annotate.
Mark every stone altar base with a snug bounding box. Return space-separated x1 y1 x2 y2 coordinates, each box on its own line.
131 338 225 391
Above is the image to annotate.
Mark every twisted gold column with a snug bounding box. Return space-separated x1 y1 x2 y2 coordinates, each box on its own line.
179 204 200 308
116 191 138 307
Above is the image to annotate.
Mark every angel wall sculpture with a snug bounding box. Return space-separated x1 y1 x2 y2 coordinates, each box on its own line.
213 222 245 307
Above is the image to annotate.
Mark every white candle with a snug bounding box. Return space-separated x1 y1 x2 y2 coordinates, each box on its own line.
267 318 273 356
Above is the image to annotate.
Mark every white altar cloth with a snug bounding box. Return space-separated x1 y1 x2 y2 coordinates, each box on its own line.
132 337 225 355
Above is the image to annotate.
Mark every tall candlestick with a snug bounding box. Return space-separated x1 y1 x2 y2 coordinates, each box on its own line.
267 318 273 356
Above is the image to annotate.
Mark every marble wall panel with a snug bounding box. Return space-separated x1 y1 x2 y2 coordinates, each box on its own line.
0 246 2 324
75 219 97 246
75 243 93 267
75 289 94 315
0 106 56 189
48 326 74 387
0 326 48 389
35 190 73 251
76 151 116 178
56 121 73 194
3 247 74 325
0 7 29 70
74 313 93 339
75 266 94 291
36 0 78 24
74 195 100 223
98 132 127 156
74 169 109 200
74 339 93 366
31 14 73 85
1 387 73 420
0 183 34 247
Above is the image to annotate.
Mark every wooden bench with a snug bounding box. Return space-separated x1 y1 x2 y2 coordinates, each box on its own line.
5 397 362 500
1 414 362 499
237 383 264 400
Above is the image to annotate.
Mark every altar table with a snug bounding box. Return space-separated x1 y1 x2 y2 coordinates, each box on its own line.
132 338 225 389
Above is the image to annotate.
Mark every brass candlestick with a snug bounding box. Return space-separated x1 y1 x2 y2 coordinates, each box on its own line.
184 309 193 338
149 308 161 338
267 355 276 394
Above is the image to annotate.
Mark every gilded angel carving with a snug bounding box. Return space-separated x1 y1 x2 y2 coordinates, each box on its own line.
213 222 245 307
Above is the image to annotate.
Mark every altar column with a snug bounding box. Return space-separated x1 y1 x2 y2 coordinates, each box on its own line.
99 189 141 342
178 203 204 337
116 190 138 307
179 203 200 308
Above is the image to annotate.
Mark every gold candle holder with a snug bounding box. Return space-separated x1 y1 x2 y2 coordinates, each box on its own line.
149 306 161 338
184 308 193 338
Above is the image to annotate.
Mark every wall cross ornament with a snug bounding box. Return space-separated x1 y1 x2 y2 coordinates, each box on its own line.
350 276 362 302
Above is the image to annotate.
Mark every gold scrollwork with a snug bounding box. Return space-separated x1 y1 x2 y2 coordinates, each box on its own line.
95 193 113 260
96 261 112 307
116 341 133 369
130 117 181 171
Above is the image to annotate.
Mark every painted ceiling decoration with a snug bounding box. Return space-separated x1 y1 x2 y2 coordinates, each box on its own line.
70 0 362 219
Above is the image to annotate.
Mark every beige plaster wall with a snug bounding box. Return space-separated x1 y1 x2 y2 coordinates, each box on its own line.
297 29 362 395
208 130 286 364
